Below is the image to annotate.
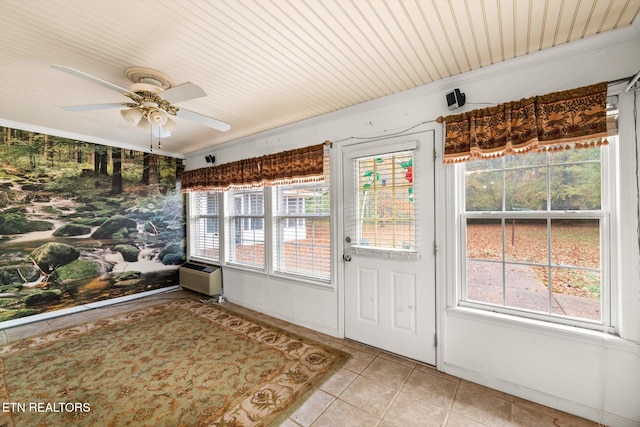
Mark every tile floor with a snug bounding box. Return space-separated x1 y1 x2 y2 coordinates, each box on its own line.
0 289 602 427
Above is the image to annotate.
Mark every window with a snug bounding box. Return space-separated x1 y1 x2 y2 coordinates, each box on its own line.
274 182 330 280
188 192 220 262
460 145 610 329
226 188 265 268
355 151 415 250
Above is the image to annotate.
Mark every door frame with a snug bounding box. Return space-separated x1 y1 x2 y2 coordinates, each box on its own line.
334 128 441 364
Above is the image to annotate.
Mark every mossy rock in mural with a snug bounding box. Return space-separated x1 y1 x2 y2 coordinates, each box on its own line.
49 259 106 283
20 183 45 192
158 242 185 265
24 290 62 306
90 215 137 239
29 242 80 273
114 271 141 282
162 253 185 265
0 264 40 286
0 212 54 235
52 223 91 237
71 217 107 226
113 244 139 262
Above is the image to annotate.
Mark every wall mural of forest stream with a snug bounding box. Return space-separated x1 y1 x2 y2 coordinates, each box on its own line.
0 129 185 324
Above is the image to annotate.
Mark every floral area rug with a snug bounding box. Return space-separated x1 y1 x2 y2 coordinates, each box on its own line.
0 299 349 426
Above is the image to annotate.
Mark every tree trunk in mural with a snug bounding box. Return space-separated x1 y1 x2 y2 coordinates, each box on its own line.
112 147 122 195
28 133 36 169
4 127 11 149
44 134 52 166
142 152 150 184
75 141 82 163
94 147 109 176
148 153 160 195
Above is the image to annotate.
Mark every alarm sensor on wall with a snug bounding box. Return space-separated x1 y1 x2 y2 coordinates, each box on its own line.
446 88 466 110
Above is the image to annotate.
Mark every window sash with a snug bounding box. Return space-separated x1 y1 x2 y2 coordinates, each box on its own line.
458 147 610 331
188 192 220 263
273 182 331 281
226 189 265 268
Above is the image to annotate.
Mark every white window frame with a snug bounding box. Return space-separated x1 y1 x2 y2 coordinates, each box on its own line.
273 182 331 282
225 188 266 270
455 142 617 333
187 191 222 264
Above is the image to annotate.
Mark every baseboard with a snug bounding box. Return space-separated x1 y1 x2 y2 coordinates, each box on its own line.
441 363 638 427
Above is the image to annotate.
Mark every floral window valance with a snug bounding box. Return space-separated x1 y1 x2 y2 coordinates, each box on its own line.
437 82 612 164
180 142 328 192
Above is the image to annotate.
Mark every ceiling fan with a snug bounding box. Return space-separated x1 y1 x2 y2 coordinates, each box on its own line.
52 65 230 138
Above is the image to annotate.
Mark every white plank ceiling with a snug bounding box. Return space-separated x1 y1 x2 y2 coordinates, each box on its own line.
1 0 639 157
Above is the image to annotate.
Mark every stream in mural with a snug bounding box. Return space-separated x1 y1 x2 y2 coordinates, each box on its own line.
0 129 185 323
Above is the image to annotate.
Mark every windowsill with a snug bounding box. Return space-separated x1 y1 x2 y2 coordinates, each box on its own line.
446 305 639 352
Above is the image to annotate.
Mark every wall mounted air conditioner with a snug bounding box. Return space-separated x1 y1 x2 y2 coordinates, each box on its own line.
179 262 222 296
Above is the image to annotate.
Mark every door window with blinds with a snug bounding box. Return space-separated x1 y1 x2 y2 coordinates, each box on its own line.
274 181 330 281
188 192 221 262
353 151 416 251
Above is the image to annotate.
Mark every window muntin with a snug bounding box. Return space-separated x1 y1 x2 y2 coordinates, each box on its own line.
226 188 265 268
188 192 220 262
461 146 606 326
274 182 330 280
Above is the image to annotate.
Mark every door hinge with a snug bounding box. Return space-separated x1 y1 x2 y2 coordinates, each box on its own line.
433 241 438 255
433 148 437 161
434 334 438 347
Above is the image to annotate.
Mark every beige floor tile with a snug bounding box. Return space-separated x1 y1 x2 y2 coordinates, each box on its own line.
445 412 489 426
458 380 515 402
320 368 358 397
377 351 418 369
361 357 413 389
4 321 51 342
401 369 459 410
279 418 301 427
383 391 448 427
82 306 123 321
342 347 376 374
290 390 336 427
47 312 90 330
512 398 598 427
311 399 381 427
451 381 513 427
340 376 398 418
344 340 381 356
415 364 463 383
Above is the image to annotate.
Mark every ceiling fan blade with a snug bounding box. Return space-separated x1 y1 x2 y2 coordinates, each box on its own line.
176 108 230 132
62 102 127 112
161 82 207 104
52 65 132 95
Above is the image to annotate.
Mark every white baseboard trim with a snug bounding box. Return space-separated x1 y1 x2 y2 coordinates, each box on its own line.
441 362 638 427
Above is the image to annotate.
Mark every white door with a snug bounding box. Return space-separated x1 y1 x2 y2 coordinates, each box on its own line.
342 133 436 364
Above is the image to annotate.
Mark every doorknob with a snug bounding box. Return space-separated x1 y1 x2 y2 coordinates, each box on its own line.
343 254 352 262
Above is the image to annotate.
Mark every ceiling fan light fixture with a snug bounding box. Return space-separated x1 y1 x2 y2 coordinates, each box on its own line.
147 108 168 126
121 107 143 126
162 117 177 135
152 125 172 139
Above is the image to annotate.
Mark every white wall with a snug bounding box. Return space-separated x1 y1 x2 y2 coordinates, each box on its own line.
186 24 640 425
